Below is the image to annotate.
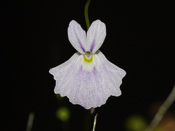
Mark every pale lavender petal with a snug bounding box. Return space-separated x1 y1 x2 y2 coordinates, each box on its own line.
87 20 106 53
68 20 86 54
49 51 126 109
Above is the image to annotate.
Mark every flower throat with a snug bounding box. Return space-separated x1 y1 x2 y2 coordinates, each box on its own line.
83 52 93 63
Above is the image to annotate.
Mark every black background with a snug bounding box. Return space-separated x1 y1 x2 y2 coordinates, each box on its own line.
1 0 175 131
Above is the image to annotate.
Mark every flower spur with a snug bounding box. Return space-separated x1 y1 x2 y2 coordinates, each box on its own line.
49 20 126 109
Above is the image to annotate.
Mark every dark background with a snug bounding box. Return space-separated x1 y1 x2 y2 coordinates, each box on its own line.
1 0 175 131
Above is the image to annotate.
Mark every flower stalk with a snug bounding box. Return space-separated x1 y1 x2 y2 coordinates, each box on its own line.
145 85 175 131
84 0 91 29
92 114 98 131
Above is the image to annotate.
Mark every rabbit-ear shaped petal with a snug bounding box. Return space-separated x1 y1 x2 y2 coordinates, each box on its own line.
87 20 106 53
68 20 86 54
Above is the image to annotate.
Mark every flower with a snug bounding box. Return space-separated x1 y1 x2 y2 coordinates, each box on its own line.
49 20 126 109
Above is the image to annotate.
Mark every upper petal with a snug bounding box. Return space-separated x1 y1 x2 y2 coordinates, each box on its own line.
68 20 86 54
87 20 106 53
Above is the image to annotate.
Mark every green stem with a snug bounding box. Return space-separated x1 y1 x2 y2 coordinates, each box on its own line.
84 0 91 30
26 112 34 131
145 85 175 131
92 114 98 131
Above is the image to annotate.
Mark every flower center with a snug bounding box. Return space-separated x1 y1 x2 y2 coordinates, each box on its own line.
83 52 93 63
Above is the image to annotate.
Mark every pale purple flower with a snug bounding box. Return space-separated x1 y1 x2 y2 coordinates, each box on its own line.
49 20 126 109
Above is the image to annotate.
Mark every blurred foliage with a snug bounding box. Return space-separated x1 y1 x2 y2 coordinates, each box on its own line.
56 94 65 100
56 107 70 122
125 114 147 131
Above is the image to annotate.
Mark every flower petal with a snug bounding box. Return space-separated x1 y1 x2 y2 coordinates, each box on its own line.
68 20 86 54
87 20 106 53
49 51 126 109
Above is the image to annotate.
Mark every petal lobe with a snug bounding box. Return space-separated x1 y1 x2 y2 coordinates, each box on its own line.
68 20 86 54
87 20 106 53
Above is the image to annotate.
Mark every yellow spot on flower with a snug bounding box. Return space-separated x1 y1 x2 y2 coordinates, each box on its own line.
83 54 93 63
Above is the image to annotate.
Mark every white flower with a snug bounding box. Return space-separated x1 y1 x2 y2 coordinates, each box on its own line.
49 20 126 109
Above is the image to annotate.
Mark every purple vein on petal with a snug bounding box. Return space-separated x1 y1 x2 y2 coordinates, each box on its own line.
93 67 97 76
76 35 85 53
90 40 95 52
